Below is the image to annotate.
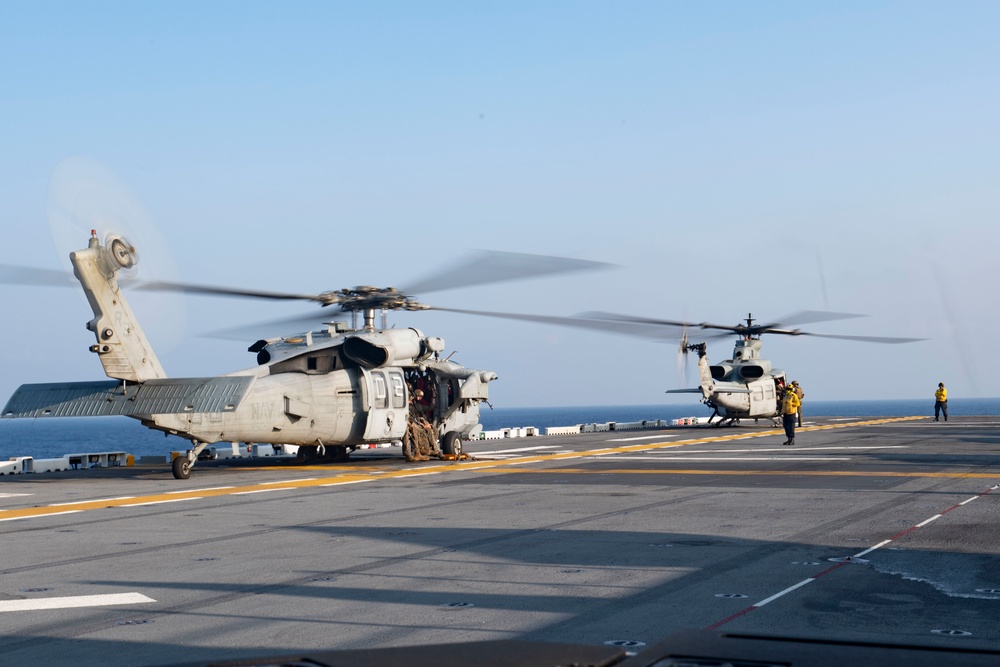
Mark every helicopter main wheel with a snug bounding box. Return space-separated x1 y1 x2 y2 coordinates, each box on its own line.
317 445 349 462
296 445 318 462
172 456 192 480
440 431 463 457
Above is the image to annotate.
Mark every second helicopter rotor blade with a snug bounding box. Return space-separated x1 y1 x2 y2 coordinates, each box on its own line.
792 332 926 344
768 310 866 327
400 250 614 296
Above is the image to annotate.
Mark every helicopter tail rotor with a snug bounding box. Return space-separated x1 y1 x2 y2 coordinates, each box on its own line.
676 325 691 387
102 232 139 277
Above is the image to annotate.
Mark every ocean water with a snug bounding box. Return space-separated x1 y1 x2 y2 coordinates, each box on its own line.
1 398 996 461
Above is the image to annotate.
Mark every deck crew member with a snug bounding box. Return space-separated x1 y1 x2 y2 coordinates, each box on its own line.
781 385 801 445
791 380 805 427
934 382 948 422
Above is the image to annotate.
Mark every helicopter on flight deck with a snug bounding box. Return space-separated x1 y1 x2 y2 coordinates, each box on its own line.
656 311 923 425
432 307 923 426
0 230 609 479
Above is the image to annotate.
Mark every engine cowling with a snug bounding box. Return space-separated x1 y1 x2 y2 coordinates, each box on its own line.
343 329 439 369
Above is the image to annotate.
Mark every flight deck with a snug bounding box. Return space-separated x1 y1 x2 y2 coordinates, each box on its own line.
1 415 999 666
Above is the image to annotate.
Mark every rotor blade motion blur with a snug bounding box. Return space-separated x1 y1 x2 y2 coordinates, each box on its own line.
399 250 613 295
792 332 925 344
138 280 333 304
577 310 868 337
444 307 923 345
0 265 78 287
144 250 612 316
434 307 685 341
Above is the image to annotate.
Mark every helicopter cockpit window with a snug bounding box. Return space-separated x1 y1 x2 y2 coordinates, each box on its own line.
372 372 388 409
390 373 405 409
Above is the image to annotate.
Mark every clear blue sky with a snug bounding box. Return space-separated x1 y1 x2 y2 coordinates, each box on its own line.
2 1 997 407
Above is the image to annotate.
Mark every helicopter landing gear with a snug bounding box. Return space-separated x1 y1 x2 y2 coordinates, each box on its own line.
297 444 351 463
172 456 192 480
296 445 318 463
440 431 463 458
172 441 210 479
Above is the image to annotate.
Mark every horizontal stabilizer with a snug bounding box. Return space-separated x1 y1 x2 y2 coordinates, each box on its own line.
666 387 751 395
2 377 254 419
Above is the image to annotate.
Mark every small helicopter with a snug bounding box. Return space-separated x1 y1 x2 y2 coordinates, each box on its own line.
435 308 923 426
0 230 608 479
653 311 923 425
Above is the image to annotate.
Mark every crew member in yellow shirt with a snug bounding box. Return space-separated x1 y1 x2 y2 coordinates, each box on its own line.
934 382 948 422
791 380 805 427
781 384 801 445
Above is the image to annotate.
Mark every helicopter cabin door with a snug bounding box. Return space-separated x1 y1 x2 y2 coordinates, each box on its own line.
360 368 408 441
747 378 777 418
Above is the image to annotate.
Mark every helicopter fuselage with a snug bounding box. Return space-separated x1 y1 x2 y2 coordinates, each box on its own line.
680 337 787 423
141 329 494 448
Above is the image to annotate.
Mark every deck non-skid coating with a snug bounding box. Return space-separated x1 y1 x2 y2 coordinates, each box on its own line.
3 415 999 667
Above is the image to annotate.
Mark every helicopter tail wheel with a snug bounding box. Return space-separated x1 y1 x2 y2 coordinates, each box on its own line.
172 455 192 480
440 431 463 458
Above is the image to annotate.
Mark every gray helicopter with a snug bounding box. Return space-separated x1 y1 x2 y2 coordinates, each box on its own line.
434 308 923 426
657 312 927 425
0 231 607 479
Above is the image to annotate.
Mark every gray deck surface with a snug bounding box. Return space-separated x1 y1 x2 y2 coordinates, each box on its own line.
1 415 998 665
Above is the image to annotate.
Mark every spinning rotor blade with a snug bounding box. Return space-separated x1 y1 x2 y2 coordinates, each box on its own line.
575 310 922 343
771 310 865 327
578 309 866 336
143 250 612 311
138 280 332 304
676 342 688 387
0 264 78 287
785 332 926 344
574 310 733 340
209 305 667 342
434 307 685 341
204 312 339 340
399 250 613 295
43 157 188 352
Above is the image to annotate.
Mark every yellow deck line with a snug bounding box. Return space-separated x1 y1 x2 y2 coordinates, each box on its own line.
0 416 931 521
497 469 1000 479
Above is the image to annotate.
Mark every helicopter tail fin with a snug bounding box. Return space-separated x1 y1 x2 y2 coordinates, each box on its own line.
70 231 167 382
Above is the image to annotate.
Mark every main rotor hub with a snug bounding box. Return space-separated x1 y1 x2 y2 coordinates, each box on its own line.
326 286 429 313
